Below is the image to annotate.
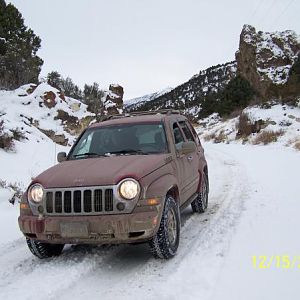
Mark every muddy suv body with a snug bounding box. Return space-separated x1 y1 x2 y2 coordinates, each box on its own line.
19 110 209 259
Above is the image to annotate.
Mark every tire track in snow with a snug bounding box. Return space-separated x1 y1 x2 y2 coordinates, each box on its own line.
0 144 250 300
55 144 250 300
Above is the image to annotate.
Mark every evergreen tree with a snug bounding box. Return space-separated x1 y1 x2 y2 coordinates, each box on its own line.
0 0 43 89
83 82 105 116
47 71 62 90
218 76 255 116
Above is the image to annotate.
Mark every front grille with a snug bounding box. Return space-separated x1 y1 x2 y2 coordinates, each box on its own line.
45 187 115 215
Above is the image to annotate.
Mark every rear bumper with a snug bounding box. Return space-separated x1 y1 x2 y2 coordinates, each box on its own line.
18 210 160 244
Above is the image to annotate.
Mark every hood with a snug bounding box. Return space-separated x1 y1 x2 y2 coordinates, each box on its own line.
33 154 168 188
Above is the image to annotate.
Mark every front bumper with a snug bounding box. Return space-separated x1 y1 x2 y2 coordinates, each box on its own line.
18 209 160 244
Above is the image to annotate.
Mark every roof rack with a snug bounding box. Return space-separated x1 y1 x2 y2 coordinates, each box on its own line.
101 109 181 121
125 109 180 116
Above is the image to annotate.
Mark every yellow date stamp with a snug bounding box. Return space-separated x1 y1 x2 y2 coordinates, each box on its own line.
252 255 300 269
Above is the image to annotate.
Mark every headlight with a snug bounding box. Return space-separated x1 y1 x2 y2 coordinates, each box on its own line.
118 179 140 200
28 184 44 203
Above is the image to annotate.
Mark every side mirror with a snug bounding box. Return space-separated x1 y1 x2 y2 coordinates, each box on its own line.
181 141 196 155
57 152 67 163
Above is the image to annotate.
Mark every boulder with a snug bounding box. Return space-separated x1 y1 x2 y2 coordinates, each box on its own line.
42 91 56 108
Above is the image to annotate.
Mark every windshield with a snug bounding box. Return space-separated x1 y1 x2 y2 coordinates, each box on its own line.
69 123 168 159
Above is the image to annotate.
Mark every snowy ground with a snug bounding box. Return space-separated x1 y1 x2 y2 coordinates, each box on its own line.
0 142 299 300
197 103 300 150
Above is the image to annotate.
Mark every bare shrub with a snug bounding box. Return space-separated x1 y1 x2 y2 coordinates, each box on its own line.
252 130 285 145
10 128 26 141
0 120 14 151
294 141 300 151
0 179 24 204
203 132 216 142
214 131 227 143
236 112 254 138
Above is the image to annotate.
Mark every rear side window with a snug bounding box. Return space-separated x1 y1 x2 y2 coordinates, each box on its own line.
173 123 184 145
179 121 195 142
186 120 202 146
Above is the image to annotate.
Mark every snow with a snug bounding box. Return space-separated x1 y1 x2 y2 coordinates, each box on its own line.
0 141 299 299
198 103 300 149
0 83 92 142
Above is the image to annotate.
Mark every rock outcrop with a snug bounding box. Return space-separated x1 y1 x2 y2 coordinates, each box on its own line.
236 24 300 99
103 84 124 114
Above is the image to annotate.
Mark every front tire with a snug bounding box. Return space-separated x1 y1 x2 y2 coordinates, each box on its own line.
149 195 180 259
191 173 208 213
26 238 64 259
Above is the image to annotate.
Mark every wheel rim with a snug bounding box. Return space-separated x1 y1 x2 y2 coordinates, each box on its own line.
167 209 177 246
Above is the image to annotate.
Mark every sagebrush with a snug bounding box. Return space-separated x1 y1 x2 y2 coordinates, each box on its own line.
252 130 284 145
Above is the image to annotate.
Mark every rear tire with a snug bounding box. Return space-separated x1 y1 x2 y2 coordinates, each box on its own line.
26 238 64 259
191 173 208 213
149 195 180 259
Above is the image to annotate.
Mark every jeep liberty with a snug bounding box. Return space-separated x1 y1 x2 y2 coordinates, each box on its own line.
18 110 209 259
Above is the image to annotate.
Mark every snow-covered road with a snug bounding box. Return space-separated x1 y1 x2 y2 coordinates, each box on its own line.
0 143 299 300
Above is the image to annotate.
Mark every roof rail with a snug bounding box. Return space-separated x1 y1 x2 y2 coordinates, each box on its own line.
103 109 181 121
130 109 181 116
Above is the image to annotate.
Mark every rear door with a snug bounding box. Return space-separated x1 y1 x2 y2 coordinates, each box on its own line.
171 122 192 205
178 120 199 196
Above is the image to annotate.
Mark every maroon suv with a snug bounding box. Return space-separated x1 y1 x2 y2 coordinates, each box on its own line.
19 110 209 259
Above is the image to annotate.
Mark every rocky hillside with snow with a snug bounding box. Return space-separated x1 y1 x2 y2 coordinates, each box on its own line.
0 83 93 147
196 102 300 151
124 88 173 111
129 25 300 119
131 61 236 117
0 83 95 194
236 25 300 100
0 82 125 196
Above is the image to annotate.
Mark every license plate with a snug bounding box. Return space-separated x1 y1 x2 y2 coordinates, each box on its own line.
60 222 89 238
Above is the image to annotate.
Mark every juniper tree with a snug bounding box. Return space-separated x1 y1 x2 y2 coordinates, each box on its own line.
0 0 43 89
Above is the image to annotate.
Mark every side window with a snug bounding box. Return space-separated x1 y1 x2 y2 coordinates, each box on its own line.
179 121 195 142
173 123 184 147
187 121 202 146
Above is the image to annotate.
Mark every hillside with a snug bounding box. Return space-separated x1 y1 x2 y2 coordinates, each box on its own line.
129 25 300 119
196 102 300 150
129 61 236 118
124 87 173 111
0 83 94 198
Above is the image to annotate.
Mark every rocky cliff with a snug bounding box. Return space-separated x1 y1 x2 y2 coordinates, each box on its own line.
236 24 300 100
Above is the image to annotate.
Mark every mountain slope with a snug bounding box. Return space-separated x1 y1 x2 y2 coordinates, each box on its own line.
132 61 236 118
124 87 173 111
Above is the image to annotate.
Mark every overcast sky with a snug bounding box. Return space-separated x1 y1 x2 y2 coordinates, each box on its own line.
8 0 300 100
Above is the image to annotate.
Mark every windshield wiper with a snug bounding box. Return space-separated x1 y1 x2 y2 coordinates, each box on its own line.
73 152 103 158
105 149 149 155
